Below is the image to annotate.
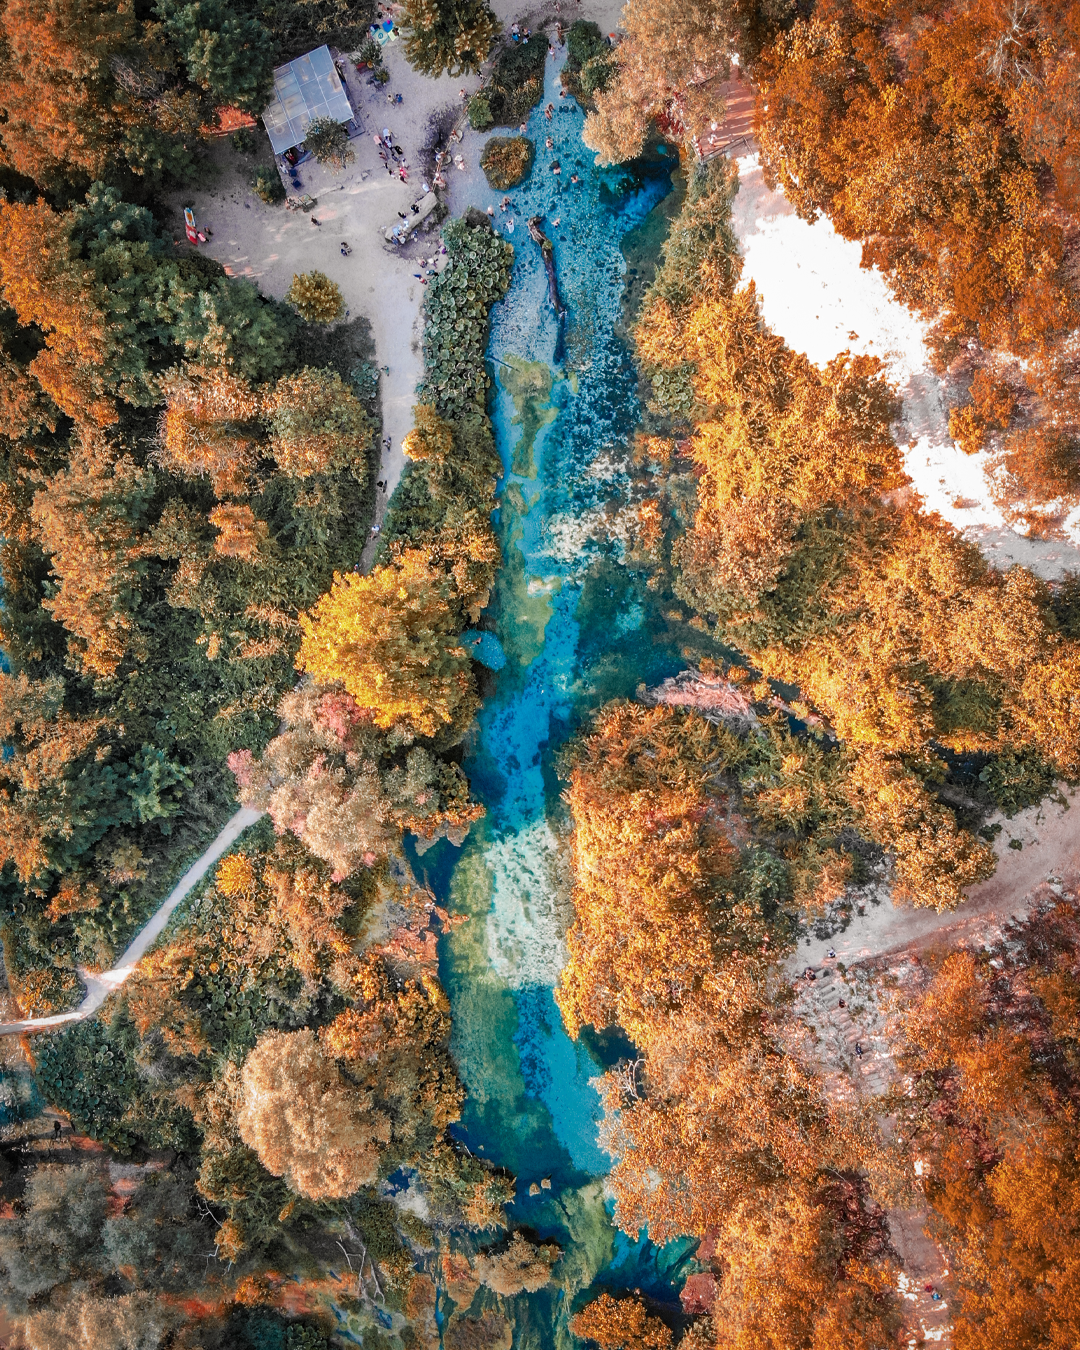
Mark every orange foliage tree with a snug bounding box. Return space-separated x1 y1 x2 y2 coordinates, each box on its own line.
637 157 1080 909
558 700 900 1343
157 366 263 496
755 0 1080 494
30 428 155 680
0 0 135 185
557 704 876 1234
897 911 1080 1350
570 1292 672 1350
0 198 115 425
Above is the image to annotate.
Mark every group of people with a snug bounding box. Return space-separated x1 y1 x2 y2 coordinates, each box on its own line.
410 246 447 285
374 127 409 181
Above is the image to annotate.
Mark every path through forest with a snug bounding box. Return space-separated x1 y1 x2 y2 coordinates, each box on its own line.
0 807 263 1037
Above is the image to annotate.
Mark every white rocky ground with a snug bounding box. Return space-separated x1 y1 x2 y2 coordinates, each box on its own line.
779 788 1079 1349
730 150 1080 581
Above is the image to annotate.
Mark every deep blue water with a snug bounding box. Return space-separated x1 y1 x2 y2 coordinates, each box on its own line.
417 54 702 1342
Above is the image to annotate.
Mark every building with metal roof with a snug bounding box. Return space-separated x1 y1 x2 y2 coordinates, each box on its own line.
262 45 353 155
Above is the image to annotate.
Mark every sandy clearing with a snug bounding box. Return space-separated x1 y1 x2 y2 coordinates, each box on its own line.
173 41 485 536
174 0 628 549
729 149 1080 580
785 786 1078 981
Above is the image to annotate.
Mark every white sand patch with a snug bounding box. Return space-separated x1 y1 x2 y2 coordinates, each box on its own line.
171 44 482 545
543 507 609 563
485 817 568 988
731 151 1080 579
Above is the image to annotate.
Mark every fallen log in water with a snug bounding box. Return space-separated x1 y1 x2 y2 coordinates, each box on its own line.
528 216 565 319
528 215 566 362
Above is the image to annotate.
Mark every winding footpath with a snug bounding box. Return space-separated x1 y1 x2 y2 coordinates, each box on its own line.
0 807 263 1037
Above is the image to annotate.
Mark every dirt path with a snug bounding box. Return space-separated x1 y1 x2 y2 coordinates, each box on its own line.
780 788 1078 1350
787 787 1078 985
0 807 263 1037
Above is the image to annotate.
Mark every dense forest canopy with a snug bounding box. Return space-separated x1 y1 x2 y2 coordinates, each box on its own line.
0 7 516 1315
562 4 1080 1337
0 0 1076 1348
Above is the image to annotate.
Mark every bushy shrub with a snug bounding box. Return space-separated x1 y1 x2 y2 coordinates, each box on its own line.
480 135 534 189
567 19 606 68
978 752 1057 817
232 127 256 153
349 359 380 406
252 165 285 203
468 92 494 130
416 215 514 420
34 1017 142 1152
358 36 382 67
285 270 345 323
581 53 617 98
5 964 82 1018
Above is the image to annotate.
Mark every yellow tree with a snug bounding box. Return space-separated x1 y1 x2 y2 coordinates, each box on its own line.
296 549 478 739
284 271 344 323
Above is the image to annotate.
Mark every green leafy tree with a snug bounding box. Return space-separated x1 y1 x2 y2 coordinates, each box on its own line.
161 0 276 113
0 1164 108 1307
401 0 499 77
303 116 353 167
102 1170 207 1291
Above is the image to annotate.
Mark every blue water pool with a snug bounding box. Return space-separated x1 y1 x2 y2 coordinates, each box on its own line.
417 52 704 1340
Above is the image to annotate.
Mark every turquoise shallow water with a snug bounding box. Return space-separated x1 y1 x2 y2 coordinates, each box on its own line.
418 54 702 1341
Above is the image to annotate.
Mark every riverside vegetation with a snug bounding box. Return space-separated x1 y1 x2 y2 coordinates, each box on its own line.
560 3 1080 1339
1 2 1079 1349
0 180 524 1342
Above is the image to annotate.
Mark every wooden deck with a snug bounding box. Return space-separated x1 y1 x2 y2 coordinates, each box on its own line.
692 70 756 161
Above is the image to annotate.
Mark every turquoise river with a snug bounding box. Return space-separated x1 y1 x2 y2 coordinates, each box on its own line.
406 54 711 1347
